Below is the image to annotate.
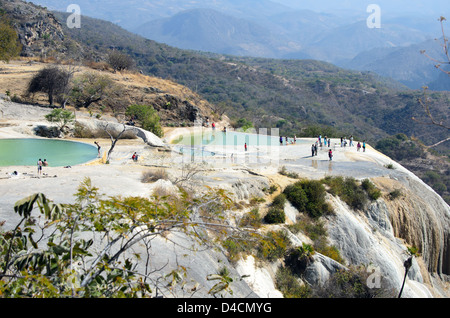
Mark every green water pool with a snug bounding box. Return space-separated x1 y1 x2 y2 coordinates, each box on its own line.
0 138 98 167
172 130 296 147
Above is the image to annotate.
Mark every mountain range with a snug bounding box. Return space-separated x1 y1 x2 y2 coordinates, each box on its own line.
1 0 449 202
344 37 450 90
31 0 450 89
133 8 295 59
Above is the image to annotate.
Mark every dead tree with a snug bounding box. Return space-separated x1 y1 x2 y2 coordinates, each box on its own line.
101 122 137 163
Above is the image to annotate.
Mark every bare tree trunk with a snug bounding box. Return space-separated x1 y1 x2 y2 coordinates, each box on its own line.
102 122 136 163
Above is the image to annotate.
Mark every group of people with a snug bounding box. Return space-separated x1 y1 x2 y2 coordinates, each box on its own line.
279 135 297 145
311 135 333 159
37 158 48 176
356 140 366 152
339 135 354 147
310 134 366 160
311 141 334 160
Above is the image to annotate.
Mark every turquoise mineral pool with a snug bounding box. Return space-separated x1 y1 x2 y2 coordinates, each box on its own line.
172 130 294 147
0 138 98 167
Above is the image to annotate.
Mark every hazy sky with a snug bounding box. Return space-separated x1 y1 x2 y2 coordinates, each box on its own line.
270 0 449 17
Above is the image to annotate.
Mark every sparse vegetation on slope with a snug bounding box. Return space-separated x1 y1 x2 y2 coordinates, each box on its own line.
376 134 450 204
45 10 449 149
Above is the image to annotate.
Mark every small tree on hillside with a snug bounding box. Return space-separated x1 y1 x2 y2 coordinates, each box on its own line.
27 67 73 106
45 108 75 133
70 72 114 108
107 51 134 73
125 104 163 137
0 19 21 63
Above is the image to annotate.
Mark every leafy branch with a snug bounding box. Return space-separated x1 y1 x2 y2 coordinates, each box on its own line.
0 178 251 298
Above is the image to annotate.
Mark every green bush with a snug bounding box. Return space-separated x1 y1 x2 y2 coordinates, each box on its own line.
313 236 345 264
125 104 163 137
257 230 291 262
45 108 75 132
222 238 255 263
264 207 285 224
264 193 287 224
311 266 394 298
388 189 403 200
271 193 286 209
275 266 311 298
0 19 21 62
433 183 447 195
279 166 299 179
322 176 368 210
239 208 262 228
233 118 253 131
289 217 327 241
284 180 332 218
361 179 381 201
284 243 315 275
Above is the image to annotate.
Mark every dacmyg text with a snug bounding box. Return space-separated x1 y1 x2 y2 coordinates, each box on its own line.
177 302 272 315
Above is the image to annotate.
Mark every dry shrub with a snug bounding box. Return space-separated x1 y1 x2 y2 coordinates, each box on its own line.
84 60 111 71
142 169 168 183
152 184 174 198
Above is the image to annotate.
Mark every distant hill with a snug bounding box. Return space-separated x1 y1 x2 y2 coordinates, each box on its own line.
1 0 448 207
49 10 448 150
133 8 298 58
343 37 450 90
32 0 437 65
27 0 292 30
1 0 448 152
308 20 431 64
132 8 434 64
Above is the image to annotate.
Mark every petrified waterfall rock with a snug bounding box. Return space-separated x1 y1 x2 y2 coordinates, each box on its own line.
323 175 450 297
76 119 164 147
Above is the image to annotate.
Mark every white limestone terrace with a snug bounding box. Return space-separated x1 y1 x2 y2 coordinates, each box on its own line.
1 98 449 298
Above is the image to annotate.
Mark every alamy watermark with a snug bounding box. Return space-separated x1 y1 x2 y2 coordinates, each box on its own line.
171 120 281 167
65 4 381 31
66 4 81 29
367 4 381 29
366 265 382 289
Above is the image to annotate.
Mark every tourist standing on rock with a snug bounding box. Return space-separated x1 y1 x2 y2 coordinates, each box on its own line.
363 140 366 152
280 136 283 145
311 144 315 157
244 143 248 151
357 141 361 152
328 149 333 161
37 159 43 176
